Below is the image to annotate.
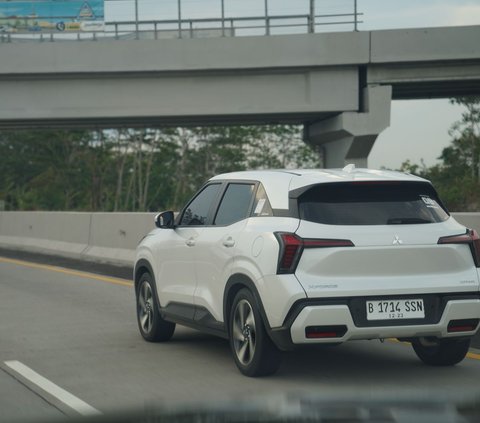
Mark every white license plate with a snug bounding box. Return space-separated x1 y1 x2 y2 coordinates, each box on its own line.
366 299 425 320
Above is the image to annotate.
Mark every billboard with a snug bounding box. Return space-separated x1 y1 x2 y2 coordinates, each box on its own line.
0 1 104 33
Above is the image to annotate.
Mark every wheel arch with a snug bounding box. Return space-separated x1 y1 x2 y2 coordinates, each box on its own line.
134 259 155 294
223 273 271 335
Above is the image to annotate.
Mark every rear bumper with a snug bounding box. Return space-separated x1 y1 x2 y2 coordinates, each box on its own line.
268 293 480 350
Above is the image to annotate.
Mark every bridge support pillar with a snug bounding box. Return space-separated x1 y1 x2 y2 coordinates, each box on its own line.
304 85 392 168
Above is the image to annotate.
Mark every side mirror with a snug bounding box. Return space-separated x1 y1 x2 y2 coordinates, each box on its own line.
155 211 175 229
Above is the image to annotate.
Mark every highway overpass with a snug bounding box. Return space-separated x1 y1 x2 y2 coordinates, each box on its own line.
1 25 480 166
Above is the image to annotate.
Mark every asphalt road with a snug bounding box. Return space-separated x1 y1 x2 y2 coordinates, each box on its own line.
1 255 480 422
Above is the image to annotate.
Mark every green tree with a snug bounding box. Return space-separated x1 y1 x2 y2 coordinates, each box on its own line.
400 97 480 211
0 124 321 212
446 97 480 182
0 130 92 210
247 125 320 169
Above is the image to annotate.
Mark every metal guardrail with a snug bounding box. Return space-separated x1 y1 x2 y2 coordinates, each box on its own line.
0 12 363 42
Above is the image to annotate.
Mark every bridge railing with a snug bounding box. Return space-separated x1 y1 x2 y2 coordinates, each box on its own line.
0 12 363 43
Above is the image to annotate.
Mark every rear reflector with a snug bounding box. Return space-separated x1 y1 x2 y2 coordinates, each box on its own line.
447 319 479 333
275 232 354 274
438 229 480 268
306 325 348 339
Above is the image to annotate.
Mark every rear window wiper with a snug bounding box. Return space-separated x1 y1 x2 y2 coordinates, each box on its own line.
387 217 433 225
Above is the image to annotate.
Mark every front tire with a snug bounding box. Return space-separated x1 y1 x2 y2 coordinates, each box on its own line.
229 288 282 377
136 273 175 342
412 337 470 366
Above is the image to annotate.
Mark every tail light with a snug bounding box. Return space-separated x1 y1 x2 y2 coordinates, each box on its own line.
438 229 480 267
275 232 354 274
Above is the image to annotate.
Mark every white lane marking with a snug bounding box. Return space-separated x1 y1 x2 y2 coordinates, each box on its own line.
4 360 101 417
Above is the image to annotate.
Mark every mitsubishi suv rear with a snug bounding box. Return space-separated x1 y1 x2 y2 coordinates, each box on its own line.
134 166 480 376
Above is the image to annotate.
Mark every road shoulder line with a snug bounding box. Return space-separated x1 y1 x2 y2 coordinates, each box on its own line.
0 256 133 287
2 360 101 417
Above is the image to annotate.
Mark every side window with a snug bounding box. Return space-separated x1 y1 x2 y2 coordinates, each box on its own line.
180 184 221 226
214 184 255 226
252 184 273 217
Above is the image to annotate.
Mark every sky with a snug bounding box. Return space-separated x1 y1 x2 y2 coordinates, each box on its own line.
101 0 480 169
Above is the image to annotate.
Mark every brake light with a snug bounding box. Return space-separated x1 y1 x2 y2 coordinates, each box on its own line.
275 232 354 274
438 229 480 268
278 234 302 272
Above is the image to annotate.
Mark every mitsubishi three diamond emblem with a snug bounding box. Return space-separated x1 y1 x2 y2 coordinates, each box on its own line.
392 235 403 245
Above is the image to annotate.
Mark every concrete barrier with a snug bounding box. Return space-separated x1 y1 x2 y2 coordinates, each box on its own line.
452 213 480 233
0 211 91 258
83 212 156 264
0 211 156 266
0 211 478 267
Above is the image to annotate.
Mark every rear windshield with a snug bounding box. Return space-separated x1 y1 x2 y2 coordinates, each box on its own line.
298 182 449 225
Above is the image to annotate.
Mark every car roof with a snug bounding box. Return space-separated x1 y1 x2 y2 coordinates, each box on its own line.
209 166 430 210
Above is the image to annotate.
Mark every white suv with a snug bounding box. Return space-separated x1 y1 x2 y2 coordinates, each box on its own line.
134 167 480 376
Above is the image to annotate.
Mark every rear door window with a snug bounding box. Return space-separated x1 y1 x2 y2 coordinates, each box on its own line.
298 182 449 225
214 183 255 226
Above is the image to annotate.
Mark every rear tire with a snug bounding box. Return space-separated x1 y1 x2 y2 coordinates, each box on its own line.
412 337 470 366
229 288 282 377
136 273 175 342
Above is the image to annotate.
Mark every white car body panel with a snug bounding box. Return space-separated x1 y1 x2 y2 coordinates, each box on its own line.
257 274 307 328
233 217 300 277
151 227 197 308
287 168 424 192
193 221 245 321
295 217 479 300
231 217 305 327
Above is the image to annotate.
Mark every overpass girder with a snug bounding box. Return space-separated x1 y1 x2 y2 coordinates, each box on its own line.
305 85 392 168
0 68 359 129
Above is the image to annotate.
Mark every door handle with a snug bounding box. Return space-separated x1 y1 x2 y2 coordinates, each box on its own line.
223 237 235 248
186 238 196 247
